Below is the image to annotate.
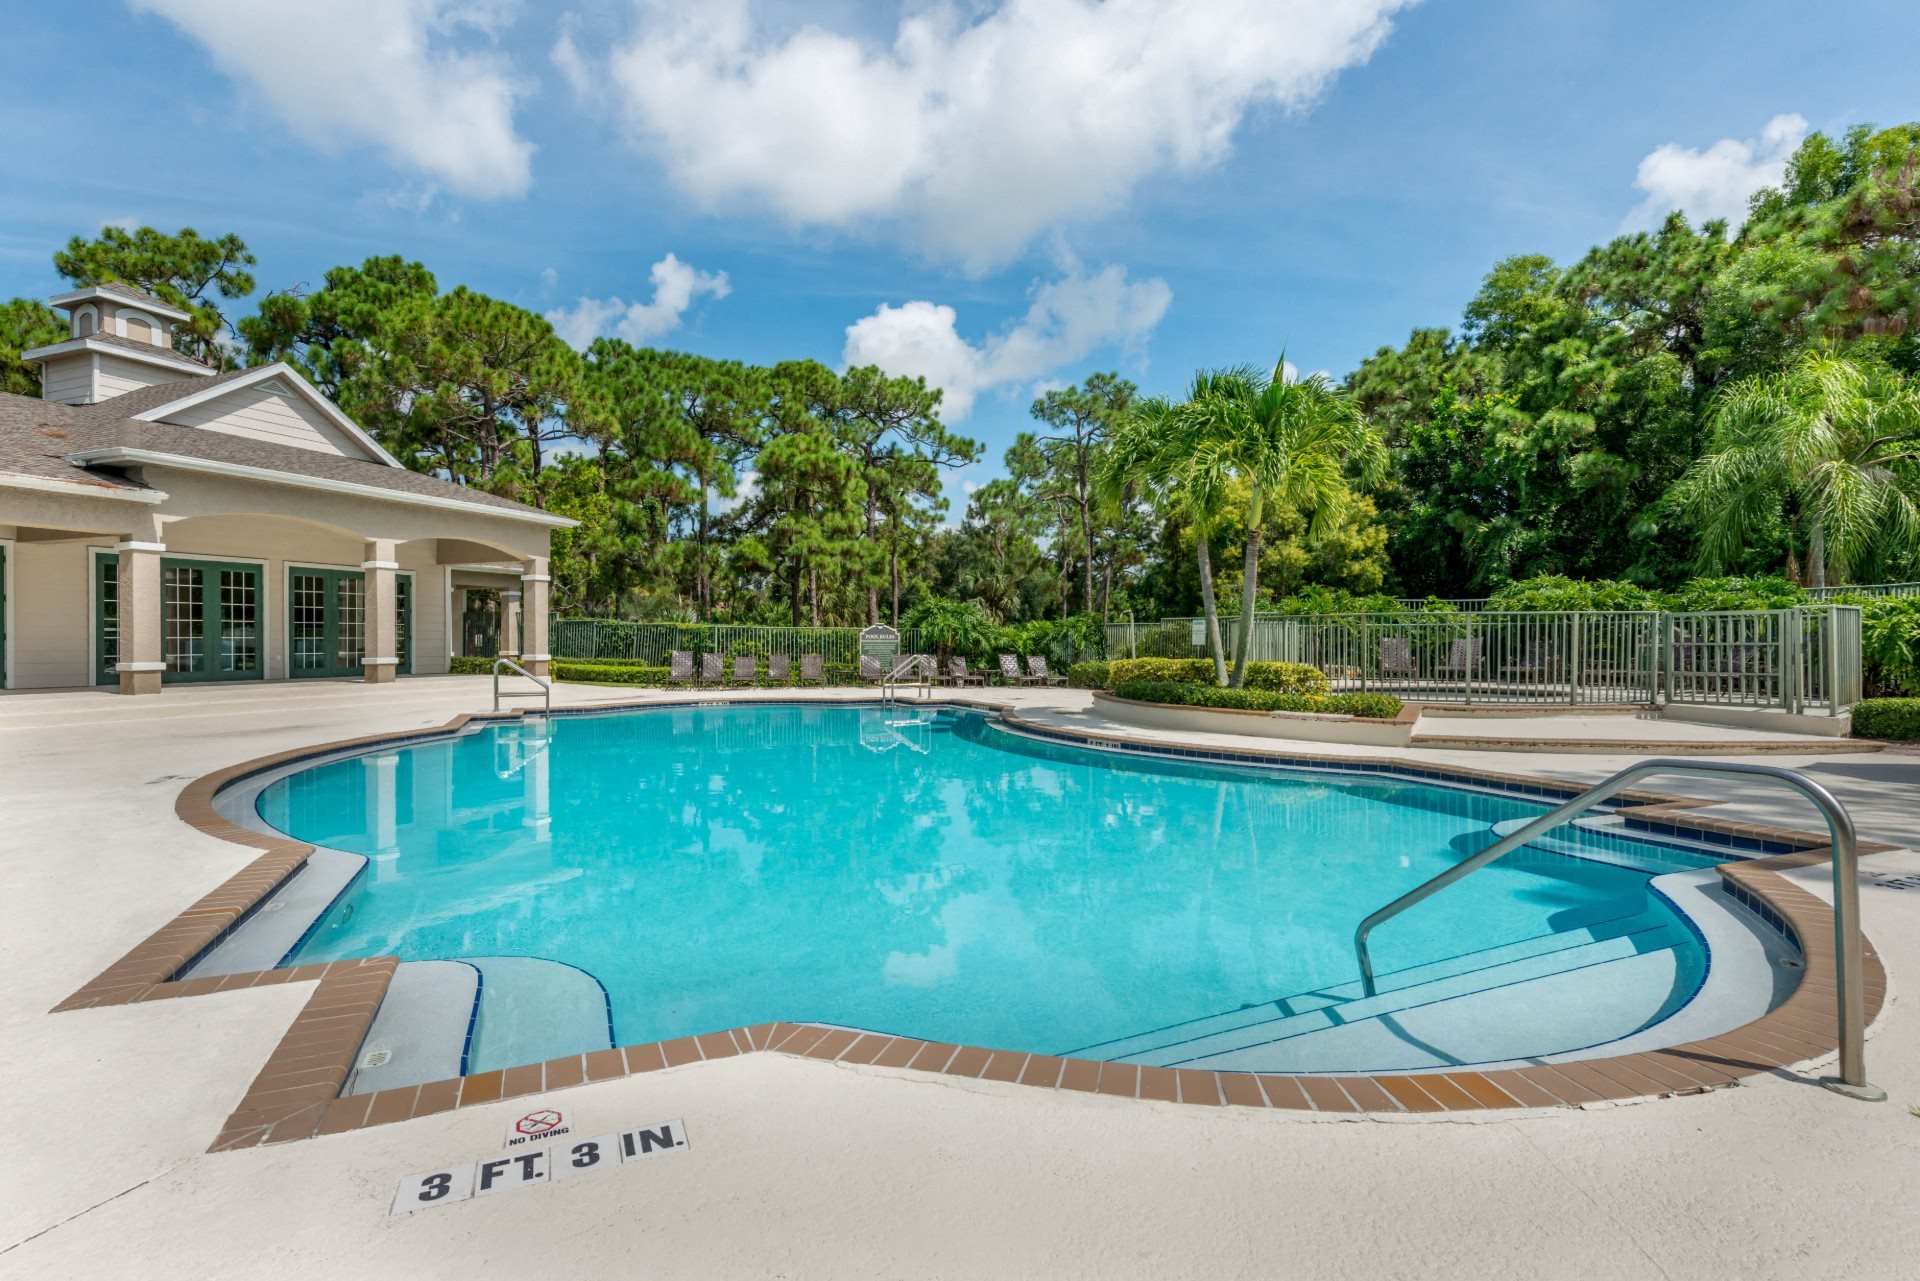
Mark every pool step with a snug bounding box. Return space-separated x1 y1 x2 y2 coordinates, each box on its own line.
1152 920 1688 1069
343 960 480 1096
1076 912 1685 1068
464 956 616 1075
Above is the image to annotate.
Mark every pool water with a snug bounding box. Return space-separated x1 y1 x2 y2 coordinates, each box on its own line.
262 705 1715 1072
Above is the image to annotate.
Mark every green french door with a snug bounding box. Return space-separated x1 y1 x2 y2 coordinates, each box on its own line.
93 554 263 684
289 568 412 678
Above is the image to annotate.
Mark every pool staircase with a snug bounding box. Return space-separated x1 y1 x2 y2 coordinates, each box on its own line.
345 955 615 1096
1068 908 1695 1074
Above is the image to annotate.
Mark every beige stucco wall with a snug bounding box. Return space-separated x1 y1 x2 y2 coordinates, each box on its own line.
0 472 546 688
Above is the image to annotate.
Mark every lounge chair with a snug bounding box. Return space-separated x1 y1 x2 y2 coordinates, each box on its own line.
729 654 757 685
997 653 1039 686
667 650 695 686
858 654 888 684
1025 655 1068 687
1378 637 1416 682
768 654 792 684
798 654 826 686
944 657 986 687
1499 643 1555 680
1435 637 1482 680
699 652 724 685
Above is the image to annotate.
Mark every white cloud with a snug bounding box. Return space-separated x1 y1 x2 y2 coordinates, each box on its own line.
842 263 1171 418
546 252 731 349
128 0 533 198
1625 114 1809 230
567 0 1414 266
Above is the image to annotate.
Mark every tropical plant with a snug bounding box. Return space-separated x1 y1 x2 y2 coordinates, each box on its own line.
900 596 997 659
1187 360 1387 686
1100 384 1235 683
1666 353 1920 587
1485 575 1660 612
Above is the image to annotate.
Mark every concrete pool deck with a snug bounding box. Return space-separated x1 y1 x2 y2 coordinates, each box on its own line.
3 677 1918 1280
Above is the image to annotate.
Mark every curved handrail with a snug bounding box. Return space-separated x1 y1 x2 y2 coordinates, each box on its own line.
1352 759 1883 1100
492 657 551 716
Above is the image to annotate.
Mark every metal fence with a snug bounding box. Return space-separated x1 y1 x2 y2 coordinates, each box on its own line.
552 619 930 666
1803 581 1920 601
1104 607 1863 714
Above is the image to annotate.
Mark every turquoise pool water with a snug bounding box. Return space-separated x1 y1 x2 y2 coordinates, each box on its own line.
262 705 1714 1071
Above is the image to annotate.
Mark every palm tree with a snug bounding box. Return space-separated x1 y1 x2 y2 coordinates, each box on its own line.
1099 384 1233 684
1669 353 1920 587
1192 360 1386 686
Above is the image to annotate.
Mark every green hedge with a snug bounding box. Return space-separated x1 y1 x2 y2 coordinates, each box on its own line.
1851 699 1920 740
1101 657 1328 694
1105 657 1217 685
1066 660 1110 689
1113 679 1402 720
1241 662 1331 695
449 655 491 675
554 662 669 685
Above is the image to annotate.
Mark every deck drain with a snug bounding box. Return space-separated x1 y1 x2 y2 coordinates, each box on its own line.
359 1048 392 1070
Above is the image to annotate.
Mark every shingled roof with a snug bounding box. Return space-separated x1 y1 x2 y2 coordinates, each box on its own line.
0 380 559 522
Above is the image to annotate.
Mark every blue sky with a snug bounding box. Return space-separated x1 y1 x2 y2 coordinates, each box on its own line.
3 0 1917 504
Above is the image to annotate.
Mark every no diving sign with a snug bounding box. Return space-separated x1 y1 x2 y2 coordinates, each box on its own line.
391 1117 688 1215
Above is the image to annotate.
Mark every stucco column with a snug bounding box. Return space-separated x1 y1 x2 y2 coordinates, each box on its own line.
116 536 166 695
452 588 470 657
362 538 399 684
520 557 551 678
500 590 522 662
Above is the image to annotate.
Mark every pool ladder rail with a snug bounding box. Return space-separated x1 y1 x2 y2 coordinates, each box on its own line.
1351 758 1885 1102
492 656 551 716
881 654 935 710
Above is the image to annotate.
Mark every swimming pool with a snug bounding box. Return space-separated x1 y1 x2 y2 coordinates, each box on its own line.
257 704 1726 1077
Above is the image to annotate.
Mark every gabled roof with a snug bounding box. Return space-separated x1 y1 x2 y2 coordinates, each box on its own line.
130 362 403 468
0 376 571 527
22 333 215 375
49 283 192 321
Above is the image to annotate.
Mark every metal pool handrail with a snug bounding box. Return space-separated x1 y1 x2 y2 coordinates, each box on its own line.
492 656 550 715
1351 759 1884 1101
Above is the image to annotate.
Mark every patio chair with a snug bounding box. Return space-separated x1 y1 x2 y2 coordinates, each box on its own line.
667 651 695 686
997 653 1039 686
1435 637 1482 680
858 654 888 684
699 652 725 685
798 654 827 686
1025 655 1069 687
944 657 987 687
768 654 792 684
1378 636 1416 682
729 654 758 685
1499 643 1555 680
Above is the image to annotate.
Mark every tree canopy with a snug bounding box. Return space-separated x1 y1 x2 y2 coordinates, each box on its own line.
5 122 1917 629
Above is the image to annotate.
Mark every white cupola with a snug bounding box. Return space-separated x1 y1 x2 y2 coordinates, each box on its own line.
24 283 210 405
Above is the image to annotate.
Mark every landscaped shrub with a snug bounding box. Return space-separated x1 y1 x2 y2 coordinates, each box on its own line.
553 662 669 685
1850 698 1920 740
1265 586 1407 616
449 655 492 674
1853 597 1920 695
1656 575 1809 612
1065 660 1110 689
1112 679 1402 719
1106 657 1218 686
1486 575 1658 613
1240 662 1331 695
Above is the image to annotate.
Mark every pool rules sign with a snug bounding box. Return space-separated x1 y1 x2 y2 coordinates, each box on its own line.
391 1114 688 1215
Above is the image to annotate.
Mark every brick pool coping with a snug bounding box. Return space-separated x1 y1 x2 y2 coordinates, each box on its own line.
50 695 1893 1150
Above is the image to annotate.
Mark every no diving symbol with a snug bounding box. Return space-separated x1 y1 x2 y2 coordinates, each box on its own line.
515 1110 564 1138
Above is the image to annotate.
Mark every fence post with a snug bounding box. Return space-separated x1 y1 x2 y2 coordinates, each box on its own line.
1824 605 1840 715
1658 612 1672 707
1780 609 1800 714
1570 613 1586 706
